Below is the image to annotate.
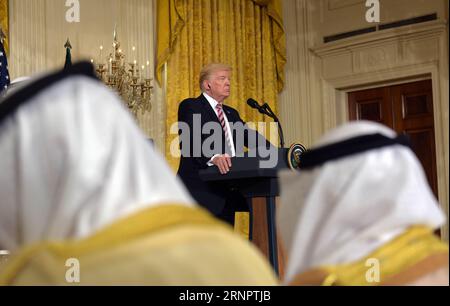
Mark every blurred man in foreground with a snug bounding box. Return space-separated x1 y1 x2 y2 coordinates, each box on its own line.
279 121 448 286
0 62 277 285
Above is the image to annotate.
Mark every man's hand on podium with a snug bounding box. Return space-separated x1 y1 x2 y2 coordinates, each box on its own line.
211 154 232 174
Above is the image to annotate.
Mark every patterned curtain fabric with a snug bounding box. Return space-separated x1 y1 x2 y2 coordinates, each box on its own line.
0 0 8 53
157 0 286 171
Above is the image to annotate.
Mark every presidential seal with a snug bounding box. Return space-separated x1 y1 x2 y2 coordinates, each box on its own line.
287 143 307 170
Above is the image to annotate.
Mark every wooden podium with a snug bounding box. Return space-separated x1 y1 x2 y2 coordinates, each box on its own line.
199 148 289 277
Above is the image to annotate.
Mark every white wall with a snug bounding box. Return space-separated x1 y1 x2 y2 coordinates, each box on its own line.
280 0 449 240
8 0 165 152
309 0 447 46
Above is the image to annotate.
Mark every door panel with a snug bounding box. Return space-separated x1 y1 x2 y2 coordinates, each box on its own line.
406 128 438 193
348 80 438 198
348 87 392 126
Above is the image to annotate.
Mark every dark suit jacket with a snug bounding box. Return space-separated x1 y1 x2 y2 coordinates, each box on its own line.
177 94 269 215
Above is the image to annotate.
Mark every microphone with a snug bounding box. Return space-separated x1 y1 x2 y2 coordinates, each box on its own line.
246 98 285 148
261 103 277 121
262 103 284 148
247 98 269 115
246 98 259 109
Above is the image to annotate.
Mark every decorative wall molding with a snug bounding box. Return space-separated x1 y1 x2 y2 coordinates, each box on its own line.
8 0 165 153
280 1 449 239
9 0 47 78
313 20 449 240
328 0 364 11
312 20 447 52
280 0 318 147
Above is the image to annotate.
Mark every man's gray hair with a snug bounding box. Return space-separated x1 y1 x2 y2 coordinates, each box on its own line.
199 63 232 92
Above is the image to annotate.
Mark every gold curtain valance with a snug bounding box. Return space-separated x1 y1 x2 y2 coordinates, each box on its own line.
157 0 286 92
0 0 8 53
250 0 270 7
157 0 287 172
156 0 184 85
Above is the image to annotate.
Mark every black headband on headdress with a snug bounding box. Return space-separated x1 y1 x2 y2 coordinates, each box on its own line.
299 133 411 170
0 61 98 126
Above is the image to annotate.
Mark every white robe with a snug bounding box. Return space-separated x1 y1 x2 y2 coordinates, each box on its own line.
278 121 446 283
0 69 194 252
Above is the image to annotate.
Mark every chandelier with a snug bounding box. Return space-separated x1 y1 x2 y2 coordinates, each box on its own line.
93 30 153 116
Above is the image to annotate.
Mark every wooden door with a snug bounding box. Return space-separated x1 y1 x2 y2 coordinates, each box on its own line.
348 80 438 198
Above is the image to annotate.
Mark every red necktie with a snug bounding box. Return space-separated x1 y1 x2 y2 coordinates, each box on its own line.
216 104 233 155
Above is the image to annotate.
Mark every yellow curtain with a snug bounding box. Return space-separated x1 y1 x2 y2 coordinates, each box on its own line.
0 0 8 53
157 0 286 171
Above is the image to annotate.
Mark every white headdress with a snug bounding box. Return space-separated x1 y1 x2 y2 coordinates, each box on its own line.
278 121 445 283
0 63 194 251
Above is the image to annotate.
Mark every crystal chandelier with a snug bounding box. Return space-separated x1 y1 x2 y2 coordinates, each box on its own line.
93 29 153 116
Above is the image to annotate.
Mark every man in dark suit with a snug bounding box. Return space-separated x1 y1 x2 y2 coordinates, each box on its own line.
177 63 269 225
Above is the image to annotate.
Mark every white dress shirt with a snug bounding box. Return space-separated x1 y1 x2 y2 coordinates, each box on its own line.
203 93 236 166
